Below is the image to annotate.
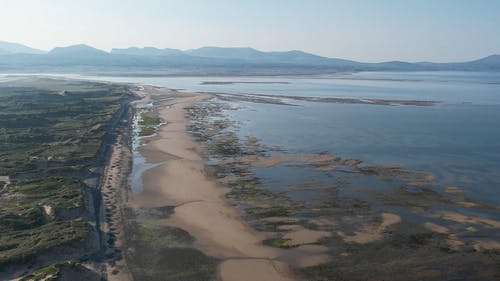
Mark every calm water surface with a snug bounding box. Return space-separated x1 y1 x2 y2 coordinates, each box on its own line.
3 72 499 206
79 72 499 205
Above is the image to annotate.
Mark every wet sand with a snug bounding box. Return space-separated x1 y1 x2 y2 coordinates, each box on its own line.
122 84 500 281
134 87 299 281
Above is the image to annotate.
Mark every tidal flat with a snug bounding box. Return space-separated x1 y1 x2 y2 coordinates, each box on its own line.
3 72 498 280
185 91 500 280
111 72 500 280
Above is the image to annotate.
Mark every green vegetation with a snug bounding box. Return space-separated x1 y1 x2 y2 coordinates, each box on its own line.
19 261 101 281
0 78 132 175
0 178 85 232
138 111 161 137
0 219 91 268
0 78 133 276
19 263 60 281
263 237 297 249
8 178 83 209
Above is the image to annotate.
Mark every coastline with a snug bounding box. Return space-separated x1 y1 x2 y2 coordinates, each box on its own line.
131 86 296 281
122 83 500 281
1 74 498 280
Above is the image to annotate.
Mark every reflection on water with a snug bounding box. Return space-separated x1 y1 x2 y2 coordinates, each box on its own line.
3 72 498 205
129 101 159 194
77 71 500 104
224 100 500 207
69 71 500 208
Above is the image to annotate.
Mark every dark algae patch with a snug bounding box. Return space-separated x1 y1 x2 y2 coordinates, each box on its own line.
122 217 218 281
0 78 134 279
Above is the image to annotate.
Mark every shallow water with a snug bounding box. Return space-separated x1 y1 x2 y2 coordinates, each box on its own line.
78 71 500 104
2 72 498 279
83 71 498 207
3 72 499 206
128 100 159 194
223 100 500 205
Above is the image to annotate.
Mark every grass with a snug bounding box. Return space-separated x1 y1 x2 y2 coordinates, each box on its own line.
9 177 84 209
0 177 85 232
263 237 297 249
0 78 133 274
20 263 60 281
0 79 133 175
138 112 161 137
0 177 91 270
0 219 91 269
19 261 101 281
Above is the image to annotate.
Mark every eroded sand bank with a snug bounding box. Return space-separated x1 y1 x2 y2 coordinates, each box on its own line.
133 87 301 281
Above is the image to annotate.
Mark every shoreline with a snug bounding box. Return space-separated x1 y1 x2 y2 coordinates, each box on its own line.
2 76 498 280
123 83 500 281
131 86 297 281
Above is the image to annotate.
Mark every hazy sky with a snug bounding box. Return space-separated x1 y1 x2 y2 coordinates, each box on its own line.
0 0 499 62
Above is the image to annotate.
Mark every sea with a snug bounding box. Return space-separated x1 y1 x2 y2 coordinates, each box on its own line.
2 71 499 209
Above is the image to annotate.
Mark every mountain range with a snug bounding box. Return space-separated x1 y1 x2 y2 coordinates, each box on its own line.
0 41 499 75
0 41 46 55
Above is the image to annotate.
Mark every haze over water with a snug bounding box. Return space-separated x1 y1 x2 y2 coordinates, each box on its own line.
59 71 499 208
4 71 499 206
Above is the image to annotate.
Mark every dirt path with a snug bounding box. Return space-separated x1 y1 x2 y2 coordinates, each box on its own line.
101 136 133 281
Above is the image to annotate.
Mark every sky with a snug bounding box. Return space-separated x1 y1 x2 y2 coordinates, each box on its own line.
0 0 499 62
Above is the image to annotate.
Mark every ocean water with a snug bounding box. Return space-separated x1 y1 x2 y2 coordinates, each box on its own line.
2 72 499 207
80 71 500 104
69 72 500 206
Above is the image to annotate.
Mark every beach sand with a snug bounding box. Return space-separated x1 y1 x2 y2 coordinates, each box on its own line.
133 87 297 281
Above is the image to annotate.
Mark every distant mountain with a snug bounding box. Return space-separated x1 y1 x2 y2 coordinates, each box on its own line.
466 55 500 69
183 47 357 65
0 41 498 74
185 47 263 59
48 44 107 57
111 47 183 56
0 41 45 54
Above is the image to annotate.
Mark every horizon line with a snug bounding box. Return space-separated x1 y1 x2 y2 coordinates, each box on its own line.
1 40 498 64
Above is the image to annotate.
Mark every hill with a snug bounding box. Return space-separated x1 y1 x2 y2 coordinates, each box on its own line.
111 47 183 56
0 41 45 54
0 42 498 74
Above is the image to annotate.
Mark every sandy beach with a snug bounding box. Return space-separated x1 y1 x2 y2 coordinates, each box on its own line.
129 87 298 281
116 84 500 281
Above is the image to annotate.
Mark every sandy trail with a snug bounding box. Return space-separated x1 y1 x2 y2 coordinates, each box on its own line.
135 89 295 281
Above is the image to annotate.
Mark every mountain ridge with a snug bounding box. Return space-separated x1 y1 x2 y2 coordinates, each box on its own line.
48 44 108 56
0 42 499 74
0 41 46 55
